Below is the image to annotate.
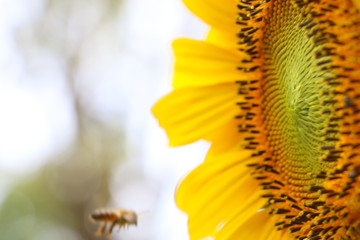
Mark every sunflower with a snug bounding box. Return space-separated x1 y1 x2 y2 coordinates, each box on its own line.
153 0 360 239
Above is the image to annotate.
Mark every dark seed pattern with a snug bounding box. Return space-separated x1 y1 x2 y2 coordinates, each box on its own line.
235 0 360 239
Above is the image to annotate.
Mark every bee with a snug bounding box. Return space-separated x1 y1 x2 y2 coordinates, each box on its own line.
89 208 138 238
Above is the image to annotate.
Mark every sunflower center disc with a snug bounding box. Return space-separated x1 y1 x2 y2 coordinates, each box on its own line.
261 0 337 194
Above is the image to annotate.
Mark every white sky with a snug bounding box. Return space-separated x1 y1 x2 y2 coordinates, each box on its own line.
0 0 210 239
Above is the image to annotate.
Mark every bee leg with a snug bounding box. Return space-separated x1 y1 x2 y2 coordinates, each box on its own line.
107 221 117 238
96 223 106 236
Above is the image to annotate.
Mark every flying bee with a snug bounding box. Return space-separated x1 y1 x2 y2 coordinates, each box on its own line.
89 208 138 238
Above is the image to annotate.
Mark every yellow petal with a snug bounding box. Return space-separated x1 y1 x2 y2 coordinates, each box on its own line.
176 148 263 239
205 28 239 52
172 39 256 89
203 118 244 153
183 0 238 33
152 83 242 146
215 210 272 240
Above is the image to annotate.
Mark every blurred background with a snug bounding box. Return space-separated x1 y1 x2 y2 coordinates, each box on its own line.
0 0 210 239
